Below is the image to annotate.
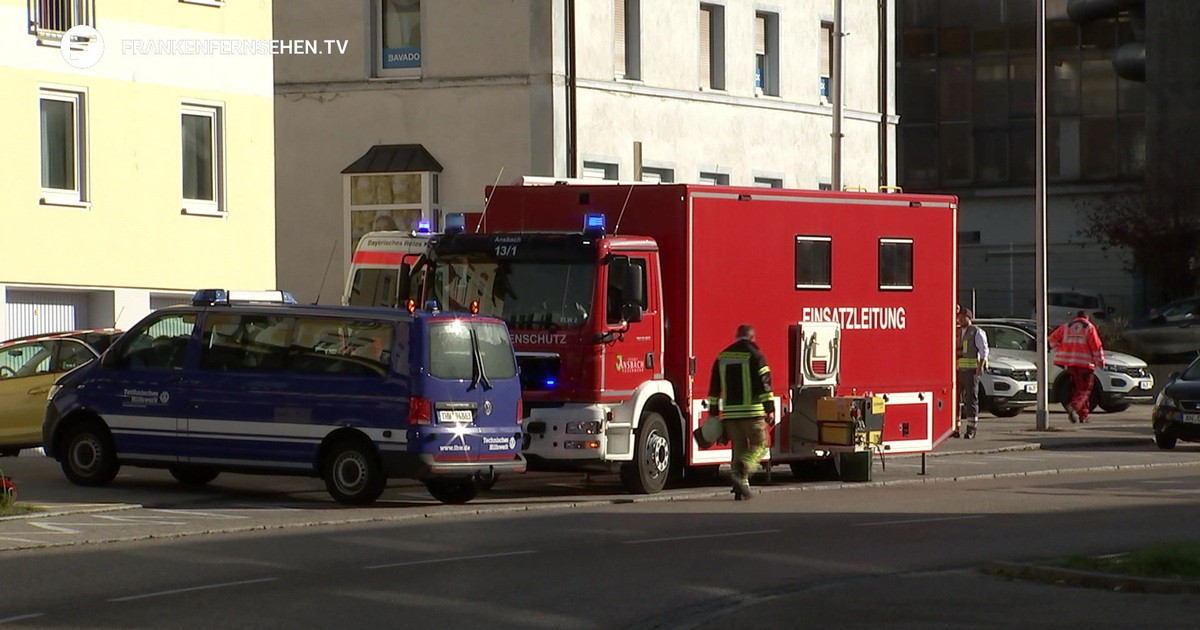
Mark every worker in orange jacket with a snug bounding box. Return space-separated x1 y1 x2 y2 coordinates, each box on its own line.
1048 309 1106 423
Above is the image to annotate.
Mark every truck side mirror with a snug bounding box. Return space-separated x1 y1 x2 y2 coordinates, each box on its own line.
621 303 643 324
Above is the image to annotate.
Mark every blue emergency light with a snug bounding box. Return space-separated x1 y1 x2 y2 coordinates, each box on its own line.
415 220 432 234
583 213 606 236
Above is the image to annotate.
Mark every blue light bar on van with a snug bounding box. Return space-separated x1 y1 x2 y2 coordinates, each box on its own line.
415 220 432 234
583 213 606 236
192 289 297 306
445 213 466 235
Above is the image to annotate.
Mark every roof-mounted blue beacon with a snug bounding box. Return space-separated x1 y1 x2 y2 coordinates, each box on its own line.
583 213 606 237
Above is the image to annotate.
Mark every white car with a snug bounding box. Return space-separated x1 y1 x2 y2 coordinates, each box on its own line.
977 352 1039 417
976 318 1154 413
1033 287 1115 328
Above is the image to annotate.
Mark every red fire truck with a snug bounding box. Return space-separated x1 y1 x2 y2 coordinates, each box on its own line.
420 182 959 494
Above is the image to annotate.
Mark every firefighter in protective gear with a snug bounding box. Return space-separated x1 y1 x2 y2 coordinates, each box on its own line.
707 324 774 500
1048 309 1106 423
956 307 988 439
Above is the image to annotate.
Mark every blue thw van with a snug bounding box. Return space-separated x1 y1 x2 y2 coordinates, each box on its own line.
43 290 525 505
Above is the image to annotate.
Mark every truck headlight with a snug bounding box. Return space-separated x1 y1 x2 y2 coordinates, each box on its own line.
566 421 601 434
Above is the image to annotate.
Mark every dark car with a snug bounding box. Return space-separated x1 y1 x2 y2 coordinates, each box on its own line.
0 329 122 456
1150 357 1200 449
1122 297 1200 363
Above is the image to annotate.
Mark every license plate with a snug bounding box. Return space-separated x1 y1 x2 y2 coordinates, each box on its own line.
1138 379 1153 390
438 410 474 423
1180 413 1200 424
1024 383 1038 394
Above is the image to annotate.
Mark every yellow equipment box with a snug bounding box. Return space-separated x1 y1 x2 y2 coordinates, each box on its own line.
816 396 885 430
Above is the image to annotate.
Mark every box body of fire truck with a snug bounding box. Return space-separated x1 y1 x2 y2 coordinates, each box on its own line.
423 182 958 493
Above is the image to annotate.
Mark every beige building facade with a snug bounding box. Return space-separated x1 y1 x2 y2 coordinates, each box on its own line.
0 0 276 339
276 0 898 304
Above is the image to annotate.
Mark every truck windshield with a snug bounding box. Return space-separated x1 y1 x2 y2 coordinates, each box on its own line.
429 255 594 329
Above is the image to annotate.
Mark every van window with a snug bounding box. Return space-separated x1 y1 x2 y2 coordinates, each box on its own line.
291 317 393 376
428 320 517 380
199 314 292 372
115 313 196 369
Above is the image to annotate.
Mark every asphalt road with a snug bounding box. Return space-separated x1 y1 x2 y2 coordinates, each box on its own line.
2 465 1198 629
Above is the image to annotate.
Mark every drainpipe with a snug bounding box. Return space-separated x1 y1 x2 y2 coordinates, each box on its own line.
566 0 578 178
878 0 888 188
831 0 844 191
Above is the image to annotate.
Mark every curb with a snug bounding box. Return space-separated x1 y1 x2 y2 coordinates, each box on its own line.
982 560 1200 595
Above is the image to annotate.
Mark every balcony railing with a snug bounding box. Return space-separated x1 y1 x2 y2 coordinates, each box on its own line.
28 0 95 41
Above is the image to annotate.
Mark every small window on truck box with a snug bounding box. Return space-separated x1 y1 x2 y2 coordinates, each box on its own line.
794 235 832 290
879 238 914 291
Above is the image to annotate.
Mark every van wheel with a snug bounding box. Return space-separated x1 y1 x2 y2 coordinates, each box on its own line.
620 411 671 494
1154 432 1177 450
169 465 220 485
323 438 385 506
61 421 120 487
425 478 479 504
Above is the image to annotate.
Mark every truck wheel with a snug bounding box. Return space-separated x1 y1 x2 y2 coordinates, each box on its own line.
60 421 120 487
169 465 220 485
1154 432 1177 450
323 437 385 506
620 411 671 494
425 478 479 504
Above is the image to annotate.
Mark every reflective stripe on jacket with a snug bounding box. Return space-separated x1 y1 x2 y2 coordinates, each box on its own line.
956 324 987 369
707 338 775 420
1048 318 1104 369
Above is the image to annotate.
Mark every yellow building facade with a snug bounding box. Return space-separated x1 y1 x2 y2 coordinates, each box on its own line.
0 0 276 338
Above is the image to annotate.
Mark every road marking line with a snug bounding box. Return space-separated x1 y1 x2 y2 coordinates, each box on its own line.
108 577 278 602
857 515 983 527
29 522 81 534
150 509 248 520
365 550 536 570
624 529 781 545
0 613 44 624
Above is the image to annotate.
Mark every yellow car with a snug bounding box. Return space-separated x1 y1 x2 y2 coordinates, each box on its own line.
0 330 121 456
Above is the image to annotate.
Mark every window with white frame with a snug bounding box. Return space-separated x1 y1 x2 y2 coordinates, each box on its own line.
700 4 725 90
879 238 914 290
795 235 832 290
29 0 94 42
698 171 729 185
753 176 783 188
582 161 619 180
820 21 833 103
378 0 422 77
754 12 779 96
39 88 86 205
181 104 223 215
640 166 674 183
615 0 641 80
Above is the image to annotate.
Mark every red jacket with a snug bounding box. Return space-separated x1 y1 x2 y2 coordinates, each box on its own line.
1048 317 1105 370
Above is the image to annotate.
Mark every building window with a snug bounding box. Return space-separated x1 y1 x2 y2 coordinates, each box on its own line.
181 103 223 215
615 0 641 80
753 176 783 188
795 236 832 290
879 238 914 290
698 171 729 185
700 4 725 90
754 12 779 96
39 88 86 206
641 166 674 183
582 160 619 180
378 0 421 77
29 0 94 42
819 21 833 102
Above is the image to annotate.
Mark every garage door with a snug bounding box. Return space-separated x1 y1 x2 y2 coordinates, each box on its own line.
150 294 189 310
5 289 90 339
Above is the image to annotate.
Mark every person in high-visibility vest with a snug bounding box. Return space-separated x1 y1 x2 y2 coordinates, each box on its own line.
706 324 775 500
1048 309 1106 423
956 307 989 439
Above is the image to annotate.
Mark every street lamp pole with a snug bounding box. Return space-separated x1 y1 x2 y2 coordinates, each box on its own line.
1034 0 1050 430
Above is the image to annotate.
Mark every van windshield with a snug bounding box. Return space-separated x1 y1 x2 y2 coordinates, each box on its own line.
429 320 517 380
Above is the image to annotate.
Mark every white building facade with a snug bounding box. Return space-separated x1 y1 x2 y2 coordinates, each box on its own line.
276 0 899 304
